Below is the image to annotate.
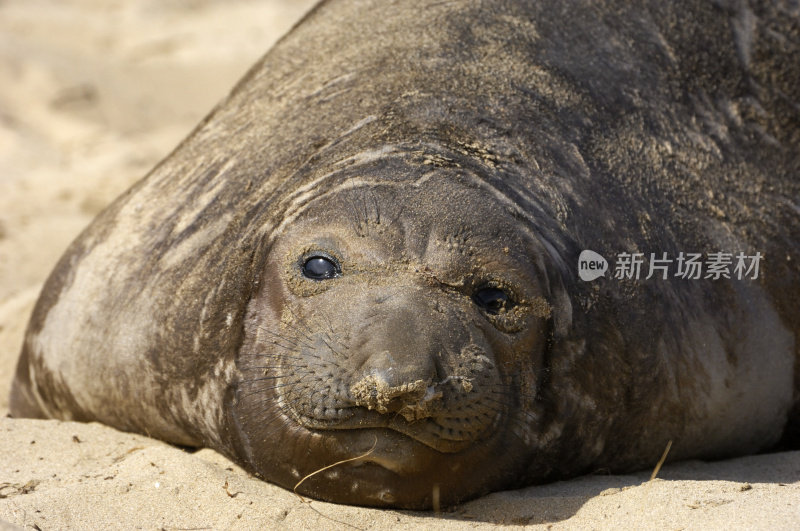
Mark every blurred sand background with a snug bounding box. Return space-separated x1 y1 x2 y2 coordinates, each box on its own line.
0 1 798 529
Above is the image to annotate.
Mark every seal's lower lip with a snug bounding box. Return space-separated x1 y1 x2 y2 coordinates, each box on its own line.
323 428 441 475
317 418 476 453
290 408 492 453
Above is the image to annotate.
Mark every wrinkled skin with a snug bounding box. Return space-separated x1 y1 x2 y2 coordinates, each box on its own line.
9 0 800 509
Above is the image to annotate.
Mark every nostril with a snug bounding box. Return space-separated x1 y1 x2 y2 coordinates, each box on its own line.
349 373 442 421
432 350 446 383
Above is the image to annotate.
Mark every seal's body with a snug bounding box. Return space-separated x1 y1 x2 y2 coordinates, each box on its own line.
10 0 799 509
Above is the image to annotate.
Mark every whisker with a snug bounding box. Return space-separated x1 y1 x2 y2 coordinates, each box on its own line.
239 376 315 398
371 191 381 225
318 337 347 359
388 202 406 228
257 326 314 350
265 313 318 345
347 194 366 236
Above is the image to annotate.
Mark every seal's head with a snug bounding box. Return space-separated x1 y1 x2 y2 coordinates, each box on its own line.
232 175 567 508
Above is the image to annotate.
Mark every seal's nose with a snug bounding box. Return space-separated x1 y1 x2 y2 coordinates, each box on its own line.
349 369 443 422
348 299 445 421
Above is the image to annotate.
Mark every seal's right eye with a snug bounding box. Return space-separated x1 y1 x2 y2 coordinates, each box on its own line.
301 255 340 280
474 287 512 315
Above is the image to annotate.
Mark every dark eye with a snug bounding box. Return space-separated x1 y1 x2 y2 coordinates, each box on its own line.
474 287 511 315
301 255 340 280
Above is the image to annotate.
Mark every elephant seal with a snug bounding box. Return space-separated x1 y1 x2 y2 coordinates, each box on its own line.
9 0 799 509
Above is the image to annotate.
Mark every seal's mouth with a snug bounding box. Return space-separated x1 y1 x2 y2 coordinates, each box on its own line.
279 366 507 453
331 431 440 475
307 427 474 478
288 405 502 454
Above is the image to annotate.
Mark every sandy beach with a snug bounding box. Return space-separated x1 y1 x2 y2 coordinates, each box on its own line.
1 1 798 528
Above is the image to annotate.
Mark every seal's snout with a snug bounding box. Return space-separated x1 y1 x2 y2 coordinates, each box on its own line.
345 292 455 421
350 373 443 421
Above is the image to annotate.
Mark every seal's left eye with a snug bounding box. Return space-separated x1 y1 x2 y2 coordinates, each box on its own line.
302 256 340 280
474 287 511 315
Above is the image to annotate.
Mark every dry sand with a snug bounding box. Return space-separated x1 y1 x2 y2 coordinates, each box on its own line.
0 1 798 529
